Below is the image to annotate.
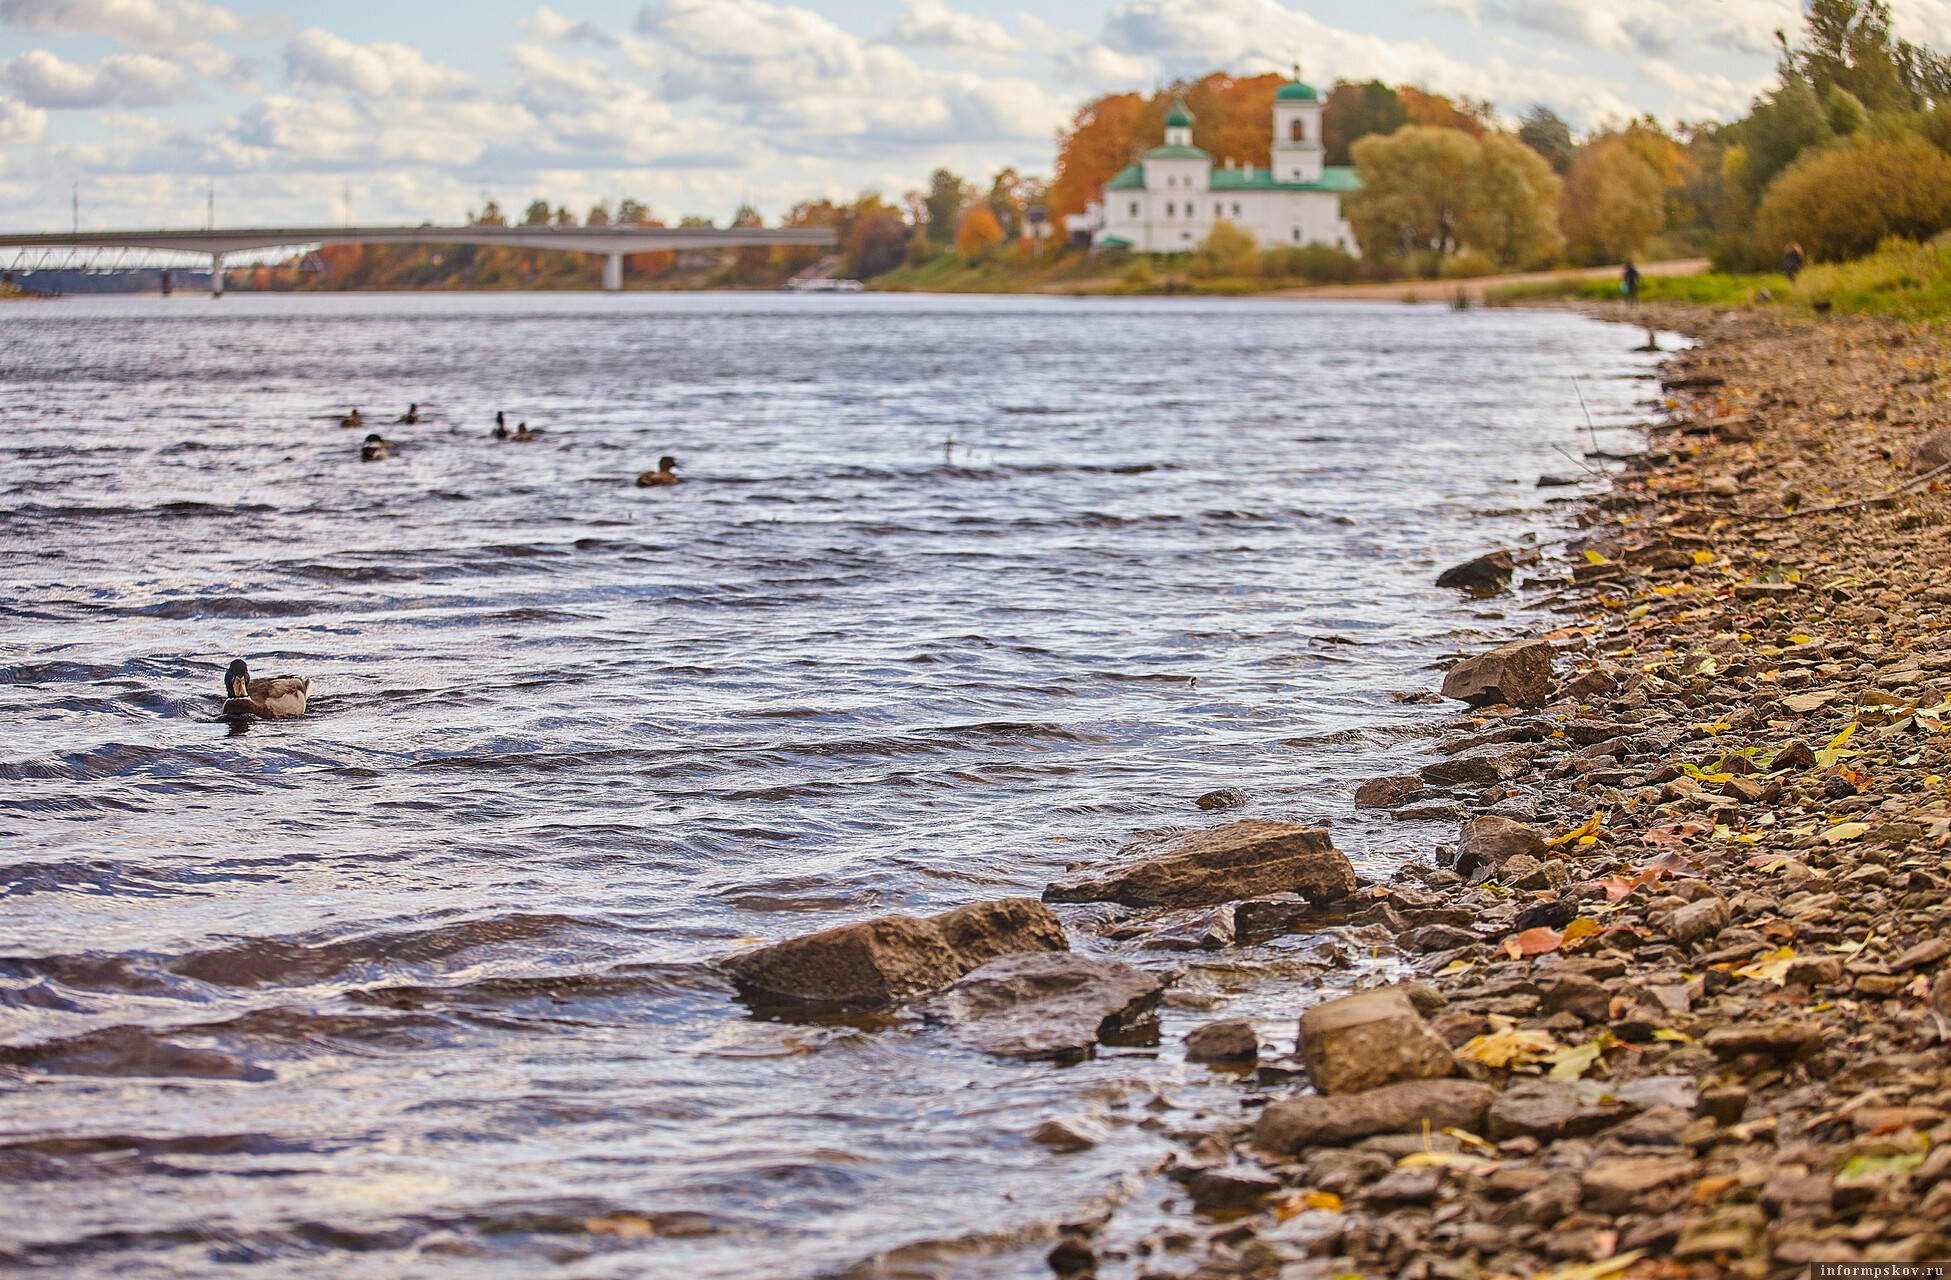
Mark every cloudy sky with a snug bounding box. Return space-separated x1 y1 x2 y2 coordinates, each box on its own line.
1 0 1948 231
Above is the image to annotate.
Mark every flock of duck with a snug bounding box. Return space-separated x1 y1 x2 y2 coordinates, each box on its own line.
219 405 683 722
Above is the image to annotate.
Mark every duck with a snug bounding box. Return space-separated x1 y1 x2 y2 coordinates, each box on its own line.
492 411 510 440
340 408 364 429
513 422 538 442
221 659 312 719
397 403 420 424
361 432 390 461
636 456 680 486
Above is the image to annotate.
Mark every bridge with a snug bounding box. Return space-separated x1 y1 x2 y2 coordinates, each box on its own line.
0 223 839 295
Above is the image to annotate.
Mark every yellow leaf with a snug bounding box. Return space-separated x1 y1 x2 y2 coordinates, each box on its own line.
1734 945 1797 984
1399 1150 1499 1173
1826 723 1859 751
1692 550 1715 565
1584 549 1610 564
1458 1027 1558 1069
1547 812 1603 848
1535 1250 1646 1280
1562 918 1601 942
1443 1128 1498 1152
1651 1028 1693 1043
1788 634 1813 643
1436 959 1477 977
1547 1040 1603 1081
1822 822 1869 844
1627 604 1650 620
1302 1190 1341 1212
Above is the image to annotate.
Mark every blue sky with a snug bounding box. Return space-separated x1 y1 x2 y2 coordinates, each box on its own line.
1 0 1947 230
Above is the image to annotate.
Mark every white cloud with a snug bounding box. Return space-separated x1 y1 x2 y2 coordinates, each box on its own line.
0 49 189 107
0 0 242 75
1640 58 1773 120
892 0 1022 56
1892 0 1951 45
0 95 46 141
284 27 478 99
519 5 616 46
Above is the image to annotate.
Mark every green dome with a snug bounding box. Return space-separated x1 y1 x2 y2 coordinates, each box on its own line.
1164 97 1194 127
1277 80 1318 101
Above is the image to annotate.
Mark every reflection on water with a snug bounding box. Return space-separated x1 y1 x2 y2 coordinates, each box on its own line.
0 292 1659 1277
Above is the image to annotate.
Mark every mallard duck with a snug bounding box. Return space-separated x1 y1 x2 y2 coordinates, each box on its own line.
221 659 311 719
492 411 510 440
340 408 364 428
361 433 390 461
514 422 538 442
637 456 680 487
397 403 420 424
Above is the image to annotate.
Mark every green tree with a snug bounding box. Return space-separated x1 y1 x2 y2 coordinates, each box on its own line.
1347 126 1560 271
1728 75 1833 199
1322 79 1408 166
1517 106 1576 174
585 202 611 227
1825 85 1868 135
923 169 971 245
524 199 551 225
1757 132 1951 261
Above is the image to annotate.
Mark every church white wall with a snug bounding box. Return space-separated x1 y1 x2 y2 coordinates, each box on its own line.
1099 189 1358 256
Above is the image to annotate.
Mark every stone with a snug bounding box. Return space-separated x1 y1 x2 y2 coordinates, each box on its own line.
1174 1162 1283 1209
1362 1167 1444 1205
1581 1155 1700 1215
1138 904 1235 951
1354 775 1424 809
1499 854 1549 890
1298 989 1456 1096
1613 1076 1698 1113
1403 924 1481 953
1673 1206 1766 1262
1487 1079 1628 1142
1253 1080 1495 1153
1436 550 1515 594
1441 639 1555 709
1893 937 1951 971
1234 893 1312 938
1761 1169 1834 1213
1912 427 1951 471
1185 1017 1258 1062
1195 787 1250 811
1421 745 1536 788
727 897 1068 1010
1030 1117 1108 1153
1513 900 1577 933
1567 667 1620 698
1455 816 1548 876
1785 956 1844 986
1696 1087 1749 1125
1605 1105 1691 1147
1540 973 1609 1023
1770 739 1819 771
1661 898 1729 947
1042 821 1357 910
924 952 1165 1062
1702 1019 1824 1060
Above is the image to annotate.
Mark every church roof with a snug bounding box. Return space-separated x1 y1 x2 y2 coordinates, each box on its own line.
1276 79 1319 101
1104 164 1360 192
1164 98 1194 127
1142 144 1210 161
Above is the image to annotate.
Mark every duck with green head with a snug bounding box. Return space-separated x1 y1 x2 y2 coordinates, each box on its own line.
222 659 312 719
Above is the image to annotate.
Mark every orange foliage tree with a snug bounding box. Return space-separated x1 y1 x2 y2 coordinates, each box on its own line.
1049 92 1144 225
1399 87 1494 135
955 206 1005 262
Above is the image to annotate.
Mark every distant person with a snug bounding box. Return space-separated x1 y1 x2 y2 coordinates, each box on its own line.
637 457 680 487
1621 261 1641 305
1782 243 1805 282
492 411 510 439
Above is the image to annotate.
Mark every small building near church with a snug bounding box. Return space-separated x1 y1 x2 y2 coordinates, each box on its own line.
1079 76 1360 256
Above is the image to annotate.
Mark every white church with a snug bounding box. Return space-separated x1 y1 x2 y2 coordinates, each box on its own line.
1070 76 1361 255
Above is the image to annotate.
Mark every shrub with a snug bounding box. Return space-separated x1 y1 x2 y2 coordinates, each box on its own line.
1437 248 1499 278
1560 137 1665 264
1262 243 1358 282
1188 220 1259 278
1755 133 1951 262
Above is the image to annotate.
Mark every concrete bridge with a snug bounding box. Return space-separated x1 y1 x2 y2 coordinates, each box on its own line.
0 223 838 295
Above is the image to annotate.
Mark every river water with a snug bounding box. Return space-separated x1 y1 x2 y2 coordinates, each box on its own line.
0 292 1661 1278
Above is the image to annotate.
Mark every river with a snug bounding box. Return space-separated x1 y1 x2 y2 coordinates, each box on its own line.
0 291 1662 1278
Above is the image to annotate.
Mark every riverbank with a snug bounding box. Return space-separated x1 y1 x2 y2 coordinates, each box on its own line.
1058 306 1951 1277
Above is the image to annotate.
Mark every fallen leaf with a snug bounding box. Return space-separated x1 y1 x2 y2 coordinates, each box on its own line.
1504 926 1565 959
1399 1150 1498 1173
1443 1128 1498 1153
1458 1027 1559 1069
1734 945 1797 984
1822 822 1870 844
1644 820 1714 845
1562 917 1602 943
1546 1039 1603 1081
1548 812 1604 848
1651 1028 1693 1043
1691 1174 1740 1204
1436 959 1477 977
1533 1250 1645 1280
1273 1189 1342 1218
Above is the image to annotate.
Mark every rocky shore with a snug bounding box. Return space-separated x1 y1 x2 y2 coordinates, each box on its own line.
731 309 1951 1278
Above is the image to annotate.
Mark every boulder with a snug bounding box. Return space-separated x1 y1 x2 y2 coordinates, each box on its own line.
1298 989 1455 1096
1660 897 1729 948
924 952 1166 1062
1441 639 1555 708
1455 816 1547 877
1540 973 1610 1023
1488 1079 1629 1142
1913 427 1951 471
1185 1017 1259 1062
1436 551 1516 594
1402 923 1481 953
1136 904 1235 952
1354 775 1424 809
1194 787 1251 810
1029 1117 1107 1152
1254 1080 1495 1152
727 898 1067 1011
1042 821 1356 910
1421 745 1536 788
1581 1155 1700 1215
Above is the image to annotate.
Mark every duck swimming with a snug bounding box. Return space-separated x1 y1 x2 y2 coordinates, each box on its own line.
397 403 420 424
637 456 680 486
492 411 510 440
340 408 364 428
221 659 312 719
361 433 390 461
514 422 539 442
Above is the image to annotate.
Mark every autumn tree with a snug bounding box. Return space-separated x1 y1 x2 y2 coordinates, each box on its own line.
1345 126 1483 264
1050 92 1144 224
1517 106 1576 173
923 169 971 245
1463 133 1564 268
1756 132 1951 260
1559 135 1666 263
1399 87 1493 135
844 196 910 277
955 207 1005 263
1322 80 1408 166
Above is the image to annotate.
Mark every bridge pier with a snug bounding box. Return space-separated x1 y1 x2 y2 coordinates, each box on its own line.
603 252 623 292
209 252 225 298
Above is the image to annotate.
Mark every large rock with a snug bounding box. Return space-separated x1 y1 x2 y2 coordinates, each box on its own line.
1298 989 1456 1096
1454 816 1547 877
1488 1079 1629 1142
1042 821 1356 910
1254 1080 1495 1152
1354 775 1424 809
1913 427 1951 471
923 952 1166 1061
1582 1155 1700 1214
727 898 1067 1011
1421 745 1536 788
1441 639 1555 708
1436 551 1516 595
